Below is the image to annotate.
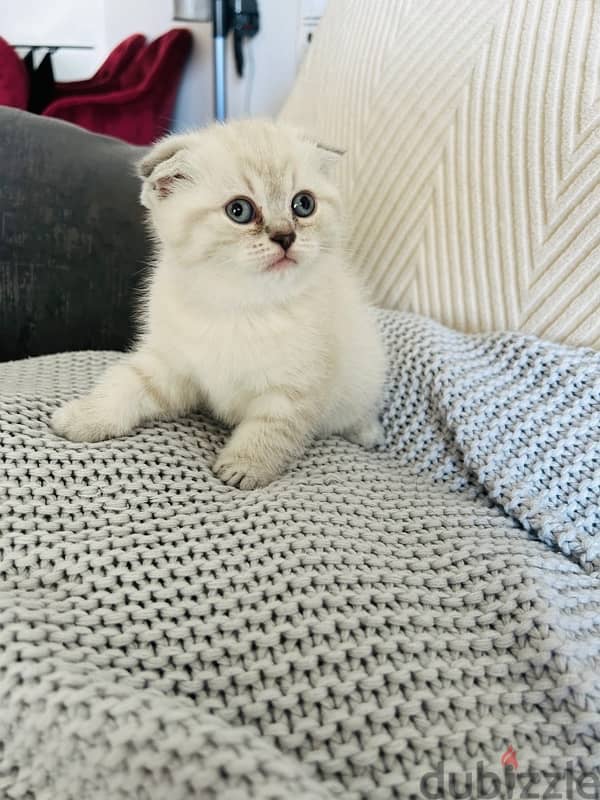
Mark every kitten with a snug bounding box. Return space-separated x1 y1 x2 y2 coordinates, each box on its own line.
51 119 386 489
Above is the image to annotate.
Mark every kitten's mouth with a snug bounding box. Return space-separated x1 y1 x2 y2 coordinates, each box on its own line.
266 254 297 272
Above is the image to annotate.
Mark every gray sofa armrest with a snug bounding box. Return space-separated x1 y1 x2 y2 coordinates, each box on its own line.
0 107 151 361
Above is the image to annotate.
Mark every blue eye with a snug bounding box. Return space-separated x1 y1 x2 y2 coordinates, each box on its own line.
292 191 316 218
226 197 256 224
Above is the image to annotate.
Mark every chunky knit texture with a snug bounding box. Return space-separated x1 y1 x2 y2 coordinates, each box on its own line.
0 311 598 800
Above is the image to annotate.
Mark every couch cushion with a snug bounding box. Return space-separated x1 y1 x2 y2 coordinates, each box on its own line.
281 0 600 348
0 107 150 360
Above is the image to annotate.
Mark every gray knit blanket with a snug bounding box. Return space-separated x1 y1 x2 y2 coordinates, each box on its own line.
0 311 598 800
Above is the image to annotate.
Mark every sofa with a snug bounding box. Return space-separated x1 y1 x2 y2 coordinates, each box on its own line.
0 2 599 799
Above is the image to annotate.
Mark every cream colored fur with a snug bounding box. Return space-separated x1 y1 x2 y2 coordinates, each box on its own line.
51 120 385 489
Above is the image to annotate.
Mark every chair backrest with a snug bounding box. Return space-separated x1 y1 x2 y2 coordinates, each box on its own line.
0 37 28 109
43 29 193 145
281 0 600 349
53 34 147 97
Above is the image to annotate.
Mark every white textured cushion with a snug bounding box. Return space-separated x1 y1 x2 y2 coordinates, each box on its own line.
281 0 600 348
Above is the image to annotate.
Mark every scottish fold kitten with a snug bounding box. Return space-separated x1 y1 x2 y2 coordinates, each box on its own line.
51 120 385 489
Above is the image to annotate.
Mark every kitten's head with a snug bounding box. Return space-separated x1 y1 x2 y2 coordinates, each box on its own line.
138 119 342 307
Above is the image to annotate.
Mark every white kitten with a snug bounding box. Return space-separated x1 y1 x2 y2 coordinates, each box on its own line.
51 119 385 489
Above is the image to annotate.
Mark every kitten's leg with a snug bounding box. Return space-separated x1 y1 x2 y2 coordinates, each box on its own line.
213 391 316 490
51 350 195 442
343 414 384 449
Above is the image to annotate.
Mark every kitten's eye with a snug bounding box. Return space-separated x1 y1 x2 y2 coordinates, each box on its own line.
225 197 256 224
291 191 316 218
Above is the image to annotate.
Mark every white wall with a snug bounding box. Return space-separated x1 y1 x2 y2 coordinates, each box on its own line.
3 0 328 129
2 0 102 80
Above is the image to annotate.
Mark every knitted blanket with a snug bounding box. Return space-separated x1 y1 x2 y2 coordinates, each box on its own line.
0 311 598 800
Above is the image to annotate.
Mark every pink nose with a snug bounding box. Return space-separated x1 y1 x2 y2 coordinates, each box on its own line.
270 231 296 251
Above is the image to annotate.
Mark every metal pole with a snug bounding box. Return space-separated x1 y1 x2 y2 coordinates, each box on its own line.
212 0 228 121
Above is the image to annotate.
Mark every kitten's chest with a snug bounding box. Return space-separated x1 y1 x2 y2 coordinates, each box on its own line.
182 309 314 422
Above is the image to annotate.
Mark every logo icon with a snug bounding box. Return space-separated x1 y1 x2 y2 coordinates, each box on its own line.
501 745 519 770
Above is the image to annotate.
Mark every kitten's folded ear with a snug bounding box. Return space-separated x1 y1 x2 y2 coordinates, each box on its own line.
137 135 194 207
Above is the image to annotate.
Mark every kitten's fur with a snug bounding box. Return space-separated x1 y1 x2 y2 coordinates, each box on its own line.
52 120 385 489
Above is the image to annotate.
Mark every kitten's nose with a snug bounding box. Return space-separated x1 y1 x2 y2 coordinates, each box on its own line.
270 230 296 251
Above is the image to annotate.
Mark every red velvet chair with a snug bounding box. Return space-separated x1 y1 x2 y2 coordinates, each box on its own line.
43 29 193 145
52 33 146 99
0 37 29 109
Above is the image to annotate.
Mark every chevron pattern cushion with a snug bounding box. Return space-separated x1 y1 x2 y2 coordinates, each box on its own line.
281 0 600 349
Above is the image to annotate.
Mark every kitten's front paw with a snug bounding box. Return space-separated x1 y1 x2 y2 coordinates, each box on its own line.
51 398 120 443
213 450 277 490
344 417 385 449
